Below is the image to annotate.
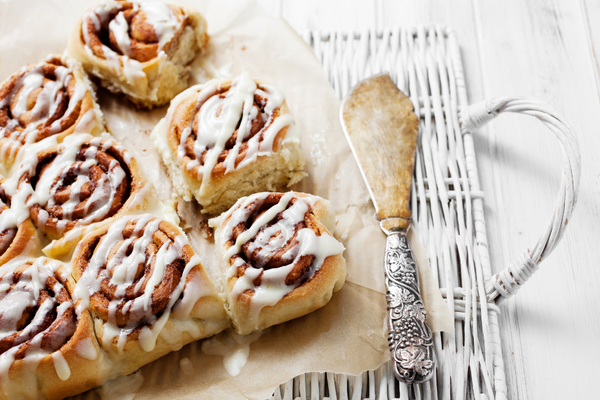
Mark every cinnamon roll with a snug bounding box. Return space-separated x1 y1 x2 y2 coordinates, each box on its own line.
152 73 306 215
68 0 209 108
0 257 109 400
72 214 229 376
0 55 104 174
9 133 145 242
209 192 346 335
0 177 37 266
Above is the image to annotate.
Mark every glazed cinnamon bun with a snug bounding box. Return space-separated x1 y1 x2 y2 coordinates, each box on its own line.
0 55 104 174
68 0 209 108
72 214 229 376
0 258 109 400
152 73 306 215
9 133 145 242
209 192 346 335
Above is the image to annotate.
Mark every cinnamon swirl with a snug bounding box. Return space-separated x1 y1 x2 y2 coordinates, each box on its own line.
9 133 145 242
68 0 209 108
72 214 229 376
209 192 346 335
0 258 109 400
0 55 104 174
152 73 306 215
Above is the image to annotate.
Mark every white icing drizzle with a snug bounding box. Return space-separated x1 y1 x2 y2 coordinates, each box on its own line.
169 73 293 194
108 12 132 57
224 192 295 260
214 193 345 327
52 351 71 380
0 258 76 390
201 328 264 377
139 1 181 49
73 214 206 353
157 317 200 352
74 109 99 135
76 336 98 360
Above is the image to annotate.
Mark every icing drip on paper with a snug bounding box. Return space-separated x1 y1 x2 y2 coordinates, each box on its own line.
96 370 144 400
73 215 206 353
169 73 294 195
179 357 194 375
213 193 345 326
201 328 264 377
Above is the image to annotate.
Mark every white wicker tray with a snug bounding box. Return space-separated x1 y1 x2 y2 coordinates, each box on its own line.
270 26 580 400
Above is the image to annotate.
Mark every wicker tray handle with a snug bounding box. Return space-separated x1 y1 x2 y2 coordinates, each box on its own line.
459 97 581 303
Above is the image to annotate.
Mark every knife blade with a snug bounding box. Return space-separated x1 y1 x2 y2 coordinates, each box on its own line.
340 73 435 384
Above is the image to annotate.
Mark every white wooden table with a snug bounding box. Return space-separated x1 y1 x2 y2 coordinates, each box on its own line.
256 1 600 399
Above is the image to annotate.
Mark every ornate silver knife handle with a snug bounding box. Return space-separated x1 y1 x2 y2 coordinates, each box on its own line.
385 231 435 384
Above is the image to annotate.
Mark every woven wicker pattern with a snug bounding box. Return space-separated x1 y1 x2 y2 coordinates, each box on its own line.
271 25 580 400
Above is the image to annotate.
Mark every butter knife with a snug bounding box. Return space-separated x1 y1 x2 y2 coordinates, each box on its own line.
340 73 435 384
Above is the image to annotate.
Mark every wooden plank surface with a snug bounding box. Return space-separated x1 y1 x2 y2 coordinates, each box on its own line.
256 0 600 398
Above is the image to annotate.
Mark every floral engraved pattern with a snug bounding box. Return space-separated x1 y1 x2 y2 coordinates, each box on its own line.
402 303 427 322
400 288 414 304
388 251 402 273
399 348 434 377
388 234 401 249
387 286 403 308
399 253 416 272
385 232 434 384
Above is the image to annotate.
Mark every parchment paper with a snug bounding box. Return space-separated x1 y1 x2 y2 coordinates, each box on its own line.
0 1 453 399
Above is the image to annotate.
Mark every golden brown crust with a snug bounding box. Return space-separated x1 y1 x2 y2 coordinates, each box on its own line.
212 192 346 334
